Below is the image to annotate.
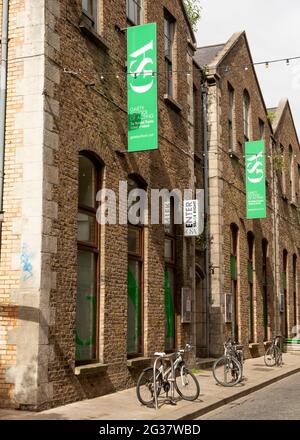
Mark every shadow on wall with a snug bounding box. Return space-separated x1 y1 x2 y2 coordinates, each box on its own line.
0 304 119 410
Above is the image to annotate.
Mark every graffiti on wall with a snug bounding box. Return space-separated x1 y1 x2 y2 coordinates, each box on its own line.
21 243 33 281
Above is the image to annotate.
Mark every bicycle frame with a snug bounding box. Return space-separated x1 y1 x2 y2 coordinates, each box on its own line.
153 345 191 409
157 353 183 381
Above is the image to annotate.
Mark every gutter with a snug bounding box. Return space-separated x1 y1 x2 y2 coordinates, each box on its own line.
0 0 9 216
201 84 211 356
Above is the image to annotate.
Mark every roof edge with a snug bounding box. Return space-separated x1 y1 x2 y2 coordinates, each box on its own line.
206 31 245 68
180 0 197 45
273 98 300 147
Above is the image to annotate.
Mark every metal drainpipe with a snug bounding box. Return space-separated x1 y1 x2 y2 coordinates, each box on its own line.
0 0 9 216
201 84 210 356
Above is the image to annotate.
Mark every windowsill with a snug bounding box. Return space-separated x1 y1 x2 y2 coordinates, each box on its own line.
228 149 240 161
127 356 152 368
126 18 141 27
79 15 109 52
74 363 108 376
163 94 182 113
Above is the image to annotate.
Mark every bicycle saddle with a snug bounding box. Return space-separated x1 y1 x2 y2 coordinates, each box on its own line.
154 352 166 357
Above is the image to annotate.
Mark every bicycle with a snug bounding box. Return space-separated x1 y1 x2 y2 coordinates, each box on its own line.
264 335 283 367
136 344 200 406
212 339 244 387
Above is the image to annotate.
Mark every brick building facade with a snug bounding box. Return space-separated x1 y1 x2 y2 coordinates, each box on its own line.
0 0 204 409
195 32 300 358
1 2 299 412
270 99 300 341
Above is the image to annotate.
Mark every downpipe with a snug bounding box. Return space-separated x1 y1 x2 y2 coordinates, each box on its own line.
201 84 211 356
0 0 9 216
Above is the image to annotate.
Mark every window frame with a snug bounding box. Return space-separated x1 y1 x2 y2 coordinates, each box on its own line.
280 144 287 195
262 239 268 341
259 118 265 140
126 0 142 26
164 199 176 352
230 224 239 341
247 233 255 343
164 11 175 98
127 224 144 358
76 153 101 366
283 249 288 337
127 176 145 359
228 83 235 150
293 254 297 328
289 145 296 201
82 0 98 30
243 90 250 142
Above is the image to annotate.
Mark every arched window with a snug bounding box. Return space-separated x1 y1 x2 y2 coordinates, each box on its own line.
76 153 101 364
230 224 239 340
293 254 297 329
247 232 255 342
282 250 288 337
262 239 268 341
289 146 295 201
243 90 251 142
280 144 286 196
164 198 176 351
127 176 145 357
228 82 235 150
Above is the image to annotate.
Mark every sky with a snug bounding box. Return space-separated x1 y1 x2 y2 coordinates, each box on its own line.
196 0 300 138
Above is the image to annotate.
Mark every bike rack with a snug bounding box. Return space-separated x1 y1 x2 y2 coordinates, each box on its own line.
153 352 176 410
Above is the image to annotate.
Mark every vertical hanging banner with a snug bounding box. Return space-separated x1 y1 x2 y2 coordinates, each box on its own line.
127 23 158 152
246 140 266 219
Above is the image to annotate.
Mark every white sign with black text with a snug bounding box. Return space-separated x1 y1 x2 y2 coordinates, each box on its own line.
183 199 200 237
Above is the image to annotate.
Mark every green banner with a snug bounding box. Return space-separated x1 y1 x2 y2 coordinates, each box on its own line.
246 140 266 219
127 23 158 152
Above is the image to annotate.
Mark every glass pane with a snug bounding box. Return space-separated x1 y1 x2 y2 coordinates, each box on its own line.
164 239 173 261
77 212 95 243
79 155 96 208
82 0 93 16
76 250 97 362
166 61 173 96
164 267 175 350
136 3 141 24
128 227 140 254
127 260 142 354
82 0 88 13
128 0 135 22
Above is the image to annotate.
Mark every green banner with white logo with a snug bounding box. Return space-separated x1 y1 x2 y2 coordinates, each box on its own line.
246 140 266 219
127 23 158 152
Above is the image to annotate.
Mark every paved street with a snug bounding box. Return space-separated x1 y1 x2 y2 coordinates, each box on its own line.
0 353 300 420
199 372 300 420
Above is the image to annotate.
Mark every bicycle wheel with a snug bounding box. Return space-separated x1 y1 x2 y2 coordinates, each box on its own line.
264 346 276 367
213 356 242 387
275 346 283 366
136 368 162 406
174 366 200 401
